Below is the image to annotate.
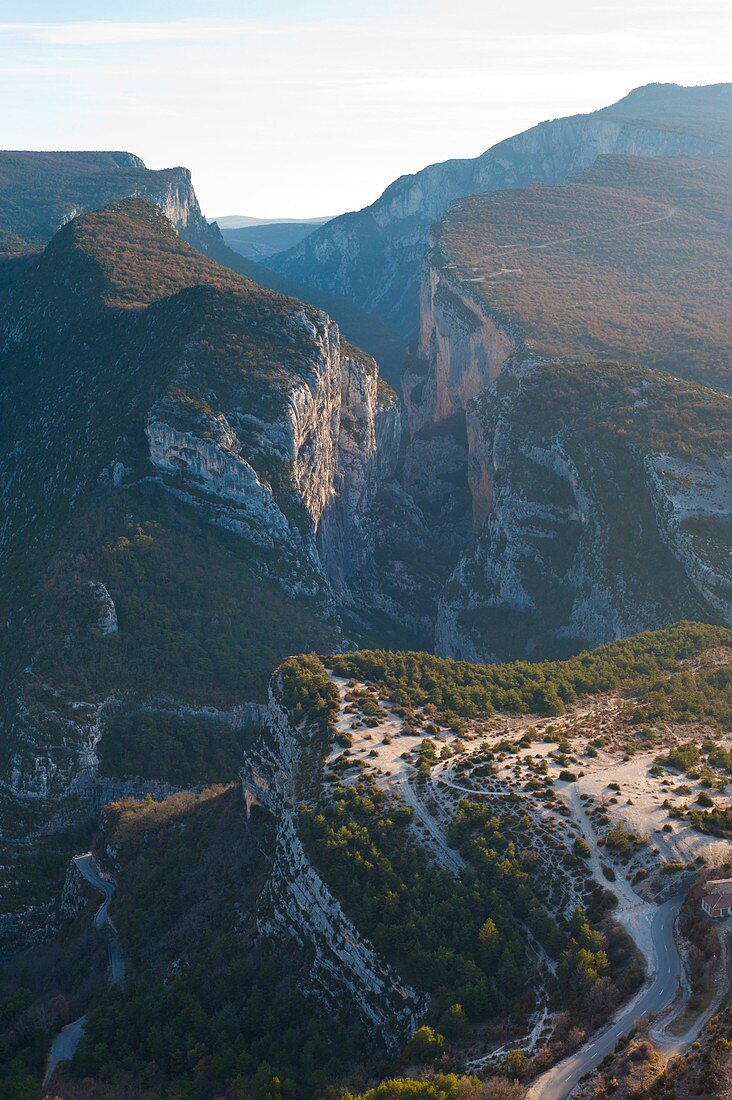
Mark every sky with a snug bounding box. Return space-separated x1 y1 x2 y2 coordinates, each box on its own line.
1 0 730 218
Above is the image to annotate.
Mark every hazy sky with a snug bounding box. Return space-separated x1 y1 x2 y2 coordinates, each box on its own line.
1 0 729 218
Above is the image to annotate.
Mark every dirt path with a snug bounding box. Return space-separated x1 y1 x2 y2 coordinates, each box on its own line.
494 208 677 256
564 786 657 964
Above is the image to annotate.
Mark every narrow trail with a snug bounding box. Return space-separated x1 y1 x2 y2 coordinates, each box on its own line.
496 206 677 254
463 207 678 281
43 854 124 1088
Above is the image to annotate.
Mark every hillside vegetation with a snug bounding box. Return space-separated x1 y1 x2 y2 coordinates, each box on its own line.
330 623 731 722
437 156 732 388
0 199 340 682
0 199 365 936
0 149 406 387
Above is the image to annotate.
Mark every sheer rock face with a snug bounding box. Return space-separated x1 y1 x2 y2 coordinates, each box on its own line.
145 312 402 601
317 354 402 595
431 358 730 662
404 259 516 435
404 248 731 662
151 167 221 253
241 682 426 1049
400 256 517 562
645 455 732 621
272 84 731 335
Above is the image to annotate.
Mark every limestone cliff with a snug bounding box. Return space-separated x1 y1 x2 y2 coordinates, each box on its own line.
241 678 426 1048
400 252 517 557
404 256 516 435
645 455 732 621
0 200 404 947
0 150 221 254
145 313 401 602
434 361 731 662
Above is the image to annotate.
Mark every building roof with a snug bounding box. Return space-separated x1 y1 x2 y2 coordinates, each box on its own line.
702 879 732 916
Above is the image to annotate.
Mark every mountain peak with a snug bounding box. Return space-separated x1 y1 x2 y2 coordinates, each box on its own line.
41 198 247 309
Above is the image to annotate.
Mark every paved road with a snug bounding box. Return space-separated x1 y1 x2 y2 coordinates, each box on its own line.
43 853 125 1087
74 854 113 928
651 915 731 1054
43 1014 88 1087
74 853 125 986
528 897 682 1100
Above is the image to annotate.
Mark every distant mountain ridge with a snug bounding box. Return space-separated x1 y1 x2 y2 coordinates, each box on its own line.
0 149 219 254
0 150 406 385
211 214 334 228
220 218 333 262
271 82 732 336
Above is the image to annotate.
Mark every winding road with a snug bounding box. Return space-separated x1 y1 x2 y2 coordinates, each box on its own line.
414 754 697 1099
43 853 124 1087
327 673 711 1099
74 853 125 986
527 897 682 1100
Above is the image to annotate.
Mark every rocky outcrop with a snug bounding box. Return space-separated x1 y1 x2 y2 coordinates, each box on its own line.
146 312 402 603
242 683 426 1049
272 84 731 335
89 583 118 636
146 167 221 254
433 362 729 661
59 858 91 921
645 455 732 622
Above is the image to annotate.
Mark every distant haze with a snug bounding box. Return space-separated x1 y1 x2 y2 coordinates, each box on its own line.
1 0 730 217
212 215 336 229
